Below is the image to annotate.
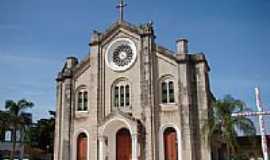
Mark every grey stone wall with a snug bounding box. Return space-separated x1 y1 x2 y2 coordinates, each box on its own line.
54 21 212 160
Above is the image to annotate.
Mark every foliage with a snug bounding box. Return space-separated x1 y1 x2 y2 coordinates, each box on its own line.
0 110 10 138
26 111 55 153
1 99 34 159
203 95 256 159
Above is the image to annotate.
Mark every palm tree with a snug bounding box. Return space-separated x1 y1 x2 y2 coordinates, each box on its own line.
204 95 256 159
4 99 34 160
0 110 10 139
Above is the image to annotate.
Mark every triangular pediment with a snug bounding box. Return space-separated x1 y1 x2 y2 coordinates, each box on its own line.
90 20 154 46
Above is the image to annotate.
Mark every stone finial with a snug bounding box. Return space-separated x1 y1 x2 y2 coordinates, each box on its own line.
176 38 188 54
66 56 78 69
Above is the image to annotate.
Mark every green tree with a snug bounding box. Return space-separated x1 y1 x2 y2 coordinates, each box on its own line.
0 110 10 137
204 95 256 159
26 111 55 156
3 99 34 159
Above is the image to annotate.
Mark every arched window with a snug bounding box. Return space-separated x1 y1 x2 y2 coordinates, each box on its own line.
77 89 88 111
113 80 131 109
161 80 175 104
77 133 87 160
163 127 178 160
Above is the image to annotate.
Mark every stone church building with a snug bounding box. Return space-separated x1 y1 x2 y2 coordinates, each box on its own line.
54 2 214 160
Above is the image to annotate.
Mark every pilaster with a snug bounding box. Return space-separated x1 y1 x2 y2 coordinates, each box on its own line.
176 54 195 160
90 31 104 123
60 77 72 160
54 80 63 160
98 136 105 160
195 59 211 160
132 134 138 160
140 22 156 160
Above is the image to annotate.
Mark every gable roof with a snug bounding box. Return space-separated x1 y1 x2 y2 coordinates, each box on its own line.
61 20 211 80
90 20 154 46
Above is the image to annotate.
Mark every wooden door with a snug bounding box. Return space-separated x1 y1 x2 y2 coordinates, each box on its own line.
116 128 132 160
77 133 87 160
164 128 178 160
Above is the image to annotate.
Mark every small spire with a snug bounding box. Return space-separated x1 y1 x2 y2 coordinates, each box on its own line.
116 0 127 22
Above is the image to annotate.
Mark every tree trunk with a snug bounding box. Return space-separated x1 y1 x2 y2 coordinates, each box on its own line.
226 145 231 160
10 127 17 160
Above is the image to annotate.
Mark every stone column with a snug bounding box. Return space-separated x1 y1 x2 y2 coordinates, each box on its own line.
99 136 105 160
132 134 138 160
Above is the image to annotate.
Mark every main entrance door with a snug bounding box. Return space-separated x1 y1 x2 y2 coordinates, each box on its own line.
116 128 132 160
164 127 178 160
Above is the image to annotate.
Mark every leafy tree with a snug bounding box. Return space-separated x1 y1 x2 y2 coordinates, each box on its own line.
203 95 256 159
3 99 34 159
0 110 10 138
26 111 55 153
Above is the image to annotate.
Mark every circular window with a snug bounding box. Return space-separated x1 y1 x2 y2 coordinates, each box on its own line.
105 38 137 71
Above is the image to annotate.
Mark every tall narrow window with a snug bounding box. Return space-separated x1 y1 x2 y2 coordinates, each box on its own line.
162 82 167 103
77 89 88 111
169 81 175 103
78 92 83 111
120 86 125 107
115 86 119 107
113 81 131 109
125 85 130 106
161 80 175 104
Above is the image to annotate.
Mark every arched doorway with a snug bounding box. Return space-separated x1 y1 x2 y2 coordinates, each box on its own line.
77 133 87 160
164 127 178 160
116 128 132 160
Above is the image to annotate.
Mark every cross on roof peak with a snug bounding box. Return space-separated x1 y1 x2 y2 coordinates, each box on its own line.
116 0 127 22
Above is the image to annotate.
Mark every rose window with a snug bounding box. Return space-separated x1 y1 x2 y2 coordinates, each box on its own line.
113 45 133 67
105 38 137 71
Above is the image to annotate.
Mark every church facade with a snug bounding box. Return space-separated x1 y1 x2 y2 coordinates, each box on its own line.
54 7 214 160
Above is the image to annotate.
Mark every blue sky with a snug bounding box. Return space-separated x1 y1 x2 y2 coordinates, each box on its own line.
0 0 270 132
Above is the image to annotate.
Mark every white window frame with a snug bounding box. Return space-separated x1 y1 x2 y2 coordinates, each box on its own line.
160 79 175 104
112 81 131 110
76 88 88 112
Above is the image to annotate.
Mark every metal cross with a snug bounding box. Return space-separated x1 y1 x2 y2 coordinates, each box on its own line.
116 0 127 22
232 87 269 160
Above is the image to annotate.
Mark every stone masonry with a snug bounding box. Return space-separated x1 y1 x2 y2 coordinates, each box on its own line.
54 19 214 160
